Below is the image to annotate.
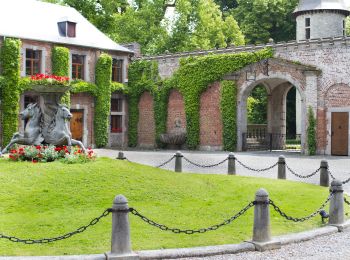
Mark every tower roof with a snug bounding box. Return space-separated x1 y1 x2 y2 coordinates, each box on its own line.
293 0 350 16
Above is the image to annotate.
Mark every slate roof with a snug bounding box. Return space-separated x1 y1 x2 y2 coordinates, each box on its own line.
0 0 133 53
294 0 350 16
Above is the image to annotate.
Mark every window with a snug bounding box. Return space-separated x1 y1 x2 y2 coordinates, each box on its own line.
111 98 123 112
110 115 123 133
58 21 76 37
26 49 41 76
71 54 84 80
343 19 346 36
112 59 123 83
305 18 311 40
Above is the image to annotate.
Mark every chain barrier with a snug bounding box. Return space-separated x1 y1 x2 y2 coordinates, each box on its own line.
269 192 334 222
0 209 111 244
155 156 175 168
235 158 278 172
285 164 321 179
344 197 350 206
182 156 228 168
327 169 336 180
129 202 254 234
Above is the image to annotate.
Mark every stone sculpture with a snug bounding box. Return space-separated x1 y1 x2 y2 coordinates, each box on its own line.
1 86 86 154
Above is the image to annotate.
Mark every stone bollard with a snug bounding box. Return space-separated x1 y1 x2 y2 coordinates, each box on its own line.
328 180 344 228
252 188 281 251
106 195 139 260
320 160 329 187
277 155 286 179
175 151 183 172
117 151 126 160
227 153 236 175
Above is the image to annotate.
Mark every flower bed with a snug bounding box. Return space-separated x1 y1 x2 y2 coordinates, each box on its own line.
8 145 95 164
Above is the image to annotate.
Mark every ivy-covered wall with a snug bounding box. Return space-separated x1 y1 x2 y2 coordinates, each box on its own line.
0 38 21 145
0 39 126 148
128 48 274 150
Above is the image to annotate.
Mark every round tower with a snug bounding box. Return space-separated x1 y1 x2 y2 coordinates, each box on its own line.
294 0 350 41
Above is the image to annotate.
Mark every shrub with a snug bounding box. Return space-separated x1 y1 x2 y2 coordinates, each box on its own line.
307 106 316 155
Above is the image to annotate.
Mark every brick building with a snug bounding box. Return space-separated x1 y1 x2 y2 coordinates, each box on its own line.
137 0 350 156
0 0 132 148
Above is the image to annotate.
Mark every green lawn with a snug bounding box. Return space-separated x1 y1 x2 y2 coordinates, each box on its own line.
0 157 342 255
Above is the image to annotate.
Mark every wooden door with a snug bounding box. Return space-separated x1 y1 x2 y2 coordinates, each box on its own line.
331 112 349 156
70 110 83 141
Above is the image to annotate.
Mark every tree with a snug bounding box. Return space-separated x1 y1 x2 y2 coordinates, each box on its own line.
234 0 298 44
247 85 267 124
214 0 238 12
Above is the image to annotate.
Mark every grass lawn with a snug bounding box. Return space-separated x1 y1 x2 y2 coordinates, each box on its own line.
0 157 344 256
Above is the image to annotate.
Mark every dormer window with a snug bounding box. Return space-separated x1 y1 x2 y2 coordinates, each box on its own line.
58 21 76 37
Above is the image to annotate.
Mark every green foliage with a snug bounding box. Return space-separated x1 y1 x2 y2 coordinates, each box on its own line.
94 53 112 147
127 60 159 147
70 80 97 95
220 80 237 151
247 85 267 124
347 17 350 36
0 38 21 145
128 48 273 149
52 46 70 106
234 0 298 44
307 106 316 155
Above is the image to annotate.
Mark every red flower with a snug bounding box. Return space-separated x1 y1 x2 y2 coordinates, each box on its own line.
36 145 42 150
32 160 38 163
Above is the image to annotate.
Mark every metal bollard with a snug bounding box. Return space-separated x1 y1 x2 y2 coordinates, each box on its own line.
320 160 329 187
106 195 139 260
329 180 344 226
117 151 126 160
228 152 236 175
252 188 271 243
277 155 286 179
175 151 183 172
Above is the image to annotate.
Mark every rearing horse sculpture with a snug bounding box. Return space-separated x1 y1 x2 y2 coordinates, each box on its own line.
2 103 44 154
41 104 86 153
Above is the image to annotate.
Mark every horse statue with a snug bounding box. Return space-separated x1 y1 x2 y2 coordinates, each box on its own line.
41 104 86 153
2 103 44 154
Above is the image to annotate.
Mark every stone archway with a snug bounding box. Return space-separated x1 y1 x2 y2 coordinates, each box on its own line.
226 58 320 154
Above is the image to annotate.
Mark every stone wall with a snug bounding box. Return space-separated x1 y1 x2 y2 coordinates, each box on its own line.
137 91 156 148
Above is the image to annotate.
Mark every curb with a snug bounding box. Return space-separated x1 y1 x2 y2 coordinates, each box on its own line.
0 222 349 260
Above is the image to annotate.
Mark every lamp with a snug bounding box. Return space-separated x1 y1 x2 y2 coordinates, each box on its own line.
246 52 269 81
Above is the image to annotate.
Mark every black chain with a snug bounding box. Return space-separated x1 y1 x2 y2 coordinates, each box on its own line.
286 164 321 179
155 156 175 168
342 177 350 185
182 156 228 168
0 209 110 244
129 202 254 234
269 192 334 222
235 158 278 172
327 170 336 180
344 197 350 206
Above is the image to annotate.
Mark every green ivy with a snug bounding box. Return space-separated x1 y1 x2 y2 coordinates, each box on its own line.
220 80 237 151
127 60 159 147
94 53 112 147
52 46 70 106
307 106 316 155
0 38 21 145
128 48 273 150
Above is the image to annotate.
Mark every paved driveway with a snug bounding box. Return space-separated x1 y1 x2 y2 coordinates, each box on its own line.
96 149 350 192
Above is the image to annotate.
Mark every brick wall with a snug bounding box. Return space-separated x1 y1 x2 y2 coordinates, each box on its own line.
138 91 156 148
199 82 223 149
167 89 186 132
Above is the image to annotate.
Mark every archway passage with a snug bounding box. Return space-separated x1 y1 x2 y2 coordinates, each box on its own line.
232 58 319 154
242 80 302 151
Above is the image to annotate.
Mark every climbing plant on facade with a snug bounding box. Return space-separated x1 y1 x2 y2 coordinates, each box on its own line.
128 48 273 150
0 38 21 145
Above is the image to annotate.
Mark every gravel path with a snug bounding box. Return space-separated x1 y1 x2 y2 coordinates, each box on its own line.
96 149 350 193
178 229 350 260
